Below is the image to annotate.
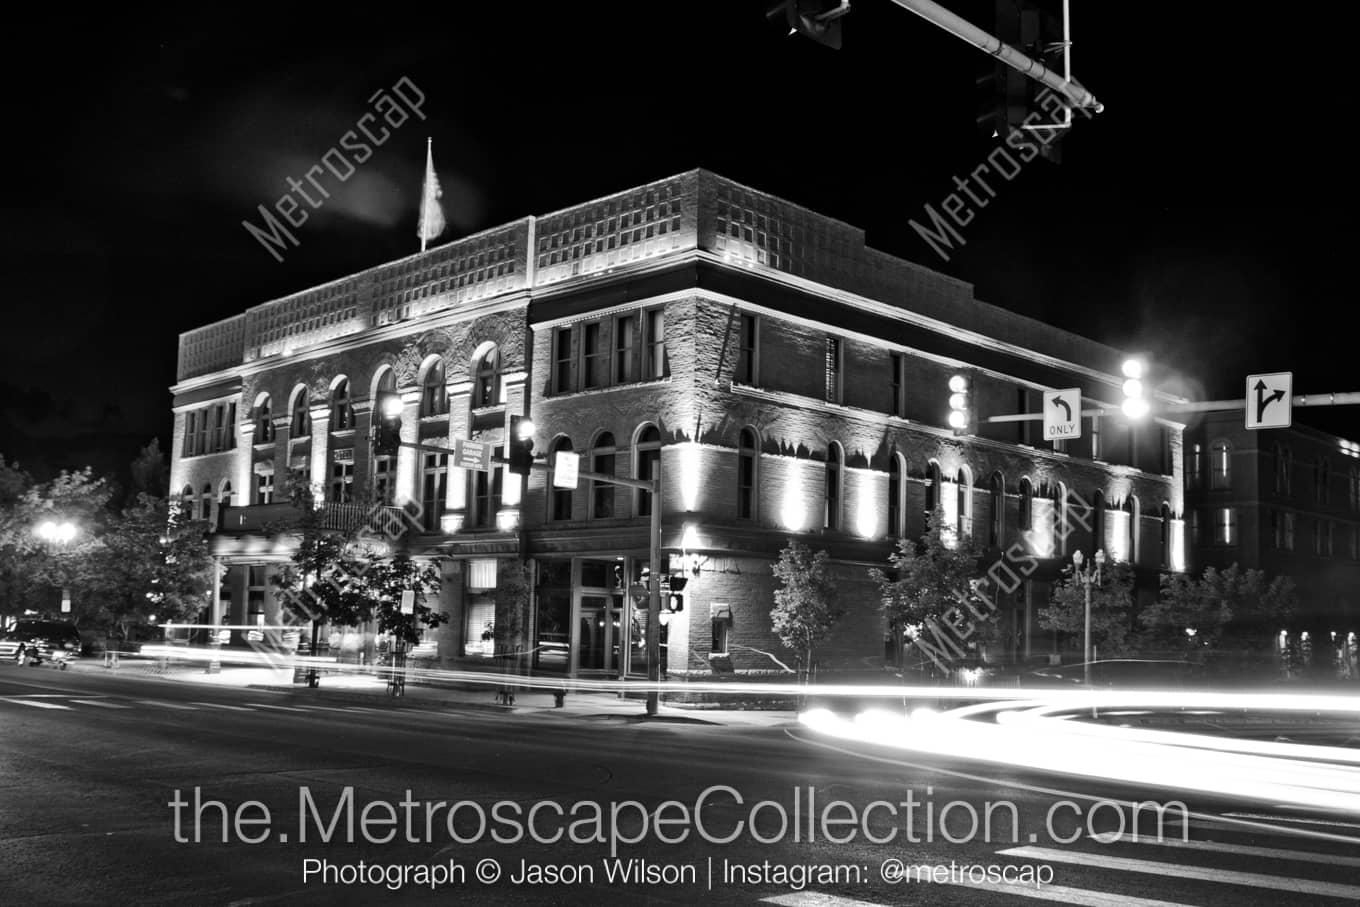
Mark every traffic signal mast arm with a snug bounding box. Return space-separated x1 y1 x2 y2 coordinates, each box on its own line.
888 0 1102 114
978 392 1360 423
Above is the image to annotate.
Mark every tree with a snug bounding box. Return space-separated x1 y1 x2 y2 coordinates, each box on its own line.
870 507 990 672
1141 564 1296 662
129 439 170 497
4 468 111 622
83 494 213 644
1038 560 1138 659
770 540 840 682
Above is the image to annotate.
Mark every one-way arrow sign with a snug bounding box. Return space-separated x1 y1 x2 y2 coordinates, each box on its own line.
1043 388 1082 441
1245 372 1292 430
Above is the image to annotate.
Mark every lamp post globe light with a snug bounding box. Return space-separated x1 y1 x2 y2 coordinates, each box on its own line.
34 520 80 617
1071 547 1105 686
1120 358 1150 420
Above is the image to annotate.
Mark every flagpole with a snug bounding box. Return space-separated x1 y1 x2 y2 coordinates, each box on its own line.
421 137 430 253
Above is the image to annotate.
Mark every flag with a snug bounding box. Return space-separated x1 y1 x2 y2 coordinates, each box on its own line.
417 137 446 250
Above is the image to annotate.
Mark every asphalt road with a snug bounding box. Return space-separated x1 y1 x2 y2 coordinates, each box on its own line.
1 662 1358 906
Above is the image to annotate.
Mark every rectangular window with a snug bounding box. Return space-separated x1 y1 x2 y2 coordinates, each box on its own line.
470 449 502 528
372 456 394 505
1326 521 1336 557
644 309 667 379
1187 443 1203 489
614 314 636 384
329 461 354 504
890 353 906 418
711 606 731 656
1352 525 1360 560
736 314 758 385
1090 414 1102 460
196 409 210 456
1214 507 1236 546
583 322 607 389
554 327 573 394
255 470 274 505
824 337 841 403
422 453 448 532
1284 512 1296 550
184 411 197 456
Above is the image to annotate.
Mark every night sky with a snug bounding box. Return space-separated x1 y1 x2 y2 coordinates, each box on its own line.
3 2 1355 482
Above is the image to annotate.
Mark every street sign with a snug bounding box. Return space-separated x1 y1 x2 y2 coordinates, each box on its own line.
400 589 415 615
1246 372 1292 429
453 438 491 471
1043 388 1082 440
553 450 580 489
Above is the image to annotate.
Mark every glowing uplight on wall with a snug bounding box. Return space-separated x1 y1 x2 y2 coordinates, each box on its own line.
1108 508 1130 562
678 443 701 512
1030 496 1054 557
1170 519 1186 571
855 494 877 539
780 466 808 532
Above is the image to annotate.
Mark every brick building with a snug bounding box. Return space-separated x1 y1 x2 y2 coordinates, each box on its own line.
1183 410 1360 671
170 169 1183 679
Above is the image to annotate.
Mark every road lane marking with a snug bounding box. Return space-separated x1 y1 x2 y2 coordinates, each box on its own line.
998 845 1360 900
136 699 198 710
305 705 363 712
1091 833 1360 867
246 703 310 712
190 701 256 712
70 699 132 709
1221 812 1360 831
1 698 71 709
761 893 891 907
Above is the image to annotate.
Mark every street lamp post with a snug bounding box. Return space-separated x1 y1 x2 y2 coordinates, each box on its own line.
1071 548 1105 686
34 520 80 615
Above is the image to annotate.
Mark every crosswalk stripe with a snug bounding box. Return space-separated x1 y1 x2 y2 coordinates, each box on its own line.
137 700 198 710
246 703 310 712
69 699 132 709
2 698 71 710
926 880 1189 906
190 701 255 712
998 845 1360 900
1092 833 1360 868
761 893 889 907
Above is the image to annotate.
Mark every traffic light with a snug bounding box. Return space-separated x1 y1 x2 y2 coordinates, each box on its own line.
975 0 1066 162
1120 359 1150 420
508 415 536 476
947 374 972 436
666 575 688 613
372 391 403 456
766 1 849 50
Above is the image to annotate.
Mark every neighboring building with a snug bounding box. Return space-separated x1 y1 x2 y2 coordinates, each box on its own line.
1183 411 1360 670
170 169 1183 679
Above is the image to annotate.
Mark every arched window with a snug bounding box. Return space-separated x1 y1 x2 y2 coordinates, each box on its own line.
330 379 354 431
549 436 574 521
1092 490 1106 555
926 460 943 518
1160 503 1172 568
590 432 616 519
1125 496 1140 564
888 454 905 537
200 483 213 522
370 369 397 505
824 443 843 531
473 346 501 408
956 466 973 540
1186 442 1203 490
180 485 195 514
1053 482 1068 556
1210 439 1231 489
254 396 274 444
634 425 661 517
290 389 310 438
737 428 758 521
218 481 233 506
420 360 448 417
1274 444 1292 495
988 472 1005 548
1018 477 1034 533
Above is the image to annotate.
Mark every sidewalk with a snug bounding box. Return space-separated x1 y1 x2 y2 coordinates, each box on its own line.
64 656 798 728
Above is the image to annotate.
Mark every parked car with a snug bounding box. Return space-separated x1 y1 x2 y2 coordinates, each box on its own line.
1023 658 1207 690
0 619 83 668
